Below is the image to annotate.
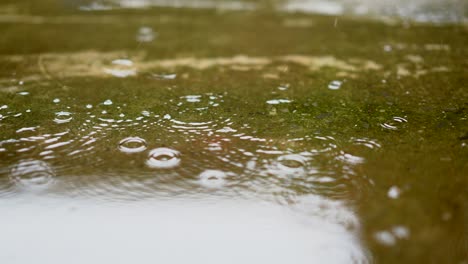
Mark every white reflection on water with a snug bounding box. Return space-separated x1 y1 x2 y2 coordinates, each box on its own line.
0 195 369 264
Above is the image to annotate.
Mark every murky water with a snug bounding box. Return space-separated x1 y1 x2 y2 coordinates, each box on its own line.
0 0 467 263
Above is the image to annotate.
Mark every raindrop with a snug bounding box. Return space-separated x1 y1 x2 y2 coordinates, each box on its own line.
103 99 113 106
86 104 93 109
118 137 147 153
9 160 54 188
387 186 400 199
198 170 228 189
146 148 181 169
328 80 342 90
53 98 60 103
54 111 73 124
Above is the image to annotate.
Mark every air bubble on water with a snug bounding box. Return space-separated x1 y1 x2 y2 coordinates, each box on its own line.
118 137 147 153
18 91 29 96
164 114 172 120
86 104 93 109
141 110 150 117
328 80 342 90
54 111 73 124
103 99 113 106
198 170 228 189
53 98 60 103
146 148 181 169
9 160 54 189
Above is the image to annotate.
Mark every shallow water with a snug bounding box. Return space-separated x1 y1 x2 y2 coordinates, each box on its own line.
0 0 467 263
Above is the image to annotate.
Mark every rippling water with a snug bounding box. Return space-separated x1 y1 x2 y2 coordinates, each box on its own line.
0 0 467 263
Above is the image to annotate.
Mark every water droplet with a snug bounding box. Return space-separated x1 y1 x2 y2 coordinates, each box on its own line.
328 80 342 90
54 111 73 124
374 231 396 246
18 91 29 96
10 160 54 188
118 137 147 153
103 99 113 106
163 114 171 120
387 186 400 199
198 170 228 189
146 148 181 169
53 98 60 103
86 104 93 109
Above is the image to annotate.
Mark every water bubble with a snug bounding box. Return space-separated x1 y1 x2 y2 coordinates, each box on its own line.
54 111 73 124
328 80 342 90
198 170 228 189
86 104 93 109
53 98 60 103
18 91 29 96
9 160 54 188
146 148 181 169
103 99 113 106
118 137 147 153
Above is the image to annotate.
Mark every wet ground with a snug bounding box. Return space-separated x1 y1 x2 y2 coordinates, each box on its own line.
0 0 467 263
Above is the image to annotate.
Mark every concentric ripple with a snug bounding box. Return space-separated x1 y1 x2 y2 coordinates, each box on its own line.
118 137 147 153
9 159 55 189
146 148 181 169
